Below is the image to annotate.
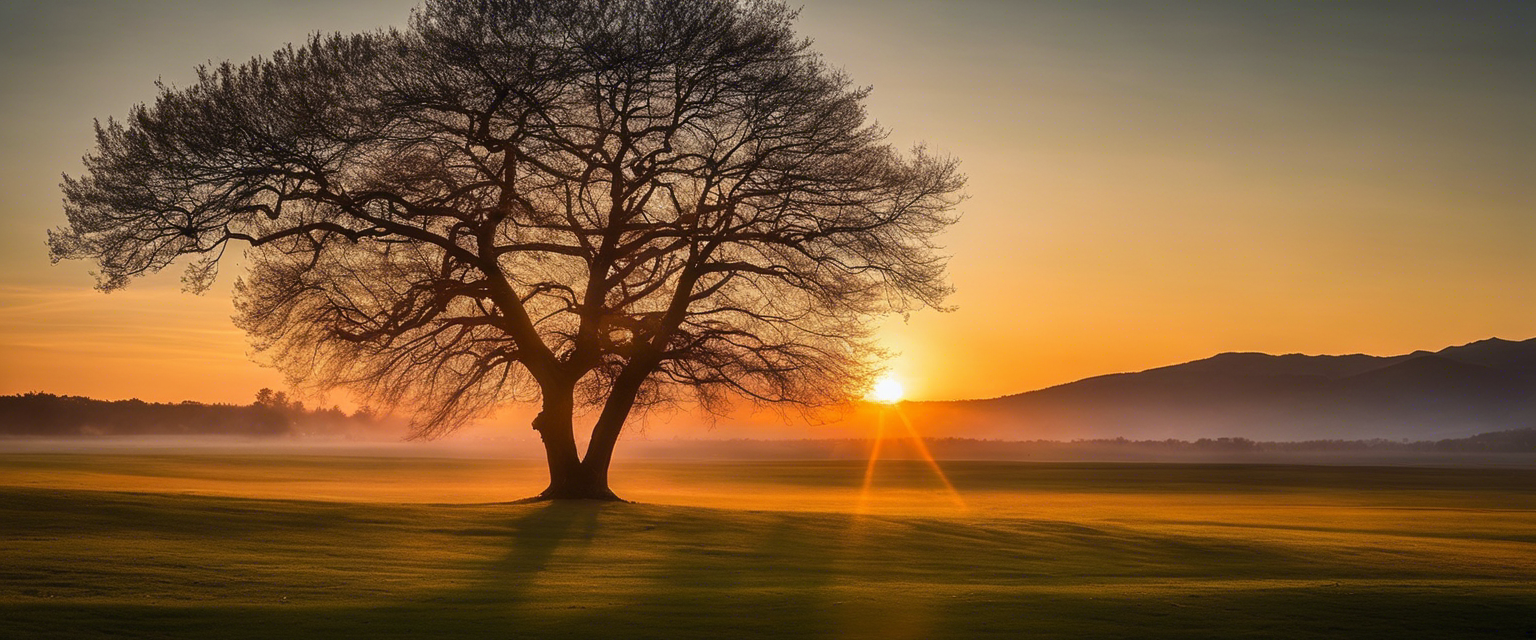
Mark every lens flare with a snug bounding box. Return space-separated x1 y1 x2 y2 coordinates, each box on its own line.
857 410 887 514
893 409 966 509
856 394 967 513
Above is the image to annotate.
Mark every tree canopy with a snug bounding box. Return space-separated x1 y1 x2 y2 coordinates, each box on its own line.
51 0 963 498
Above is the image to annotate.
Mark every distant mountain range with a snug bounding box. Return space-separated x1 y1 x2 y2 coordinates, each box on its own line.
895 337 1536 441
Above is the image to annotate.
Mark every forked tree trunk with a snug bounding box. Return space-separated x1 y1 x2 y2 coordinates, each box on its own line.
529 381 627 501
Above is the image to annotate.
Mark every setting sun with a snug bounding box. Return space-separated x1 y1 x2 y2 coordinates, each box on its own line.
869 375 905 404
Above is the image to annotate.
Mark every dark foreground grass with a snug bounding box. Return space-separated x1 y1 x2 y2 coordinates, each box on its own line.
0 456 1533 638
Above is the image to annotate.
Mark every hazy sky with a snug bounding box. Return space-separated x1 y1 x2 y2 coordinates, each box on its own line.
0 0 1531 404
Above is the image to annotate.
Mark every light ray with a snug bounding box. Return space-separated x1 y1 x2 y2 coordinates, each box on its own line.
894 408 967 509
856 403 967 512
857 409 887 513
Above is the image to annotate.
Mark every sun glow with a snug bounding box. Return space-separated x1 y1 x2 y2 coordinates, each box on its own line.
869 375 905 404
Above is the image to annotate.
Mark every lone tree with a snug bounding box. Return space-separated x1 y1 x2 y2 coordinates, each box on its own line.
50 0 962 500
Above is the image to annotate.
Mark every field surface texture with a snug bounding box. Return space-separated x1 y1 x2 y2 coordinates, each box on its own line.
1 453 1533 638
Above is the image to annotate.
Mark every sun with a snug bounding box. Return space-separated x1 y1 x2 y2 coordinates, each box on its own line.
869 374 905 404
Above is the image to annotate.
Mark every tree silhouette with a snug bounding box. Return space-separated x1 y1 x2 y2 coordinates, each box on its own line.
50 0 962 499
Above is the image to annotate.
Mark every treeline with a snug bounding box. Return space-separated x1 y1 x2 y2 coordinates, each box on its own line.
626 429 1536 460
927 432 1536 454
0 390 391 438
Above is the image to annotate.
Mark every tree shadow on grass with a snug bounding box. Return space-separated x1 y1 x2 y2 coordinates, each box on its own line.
418 502 855 638
445 500 606 607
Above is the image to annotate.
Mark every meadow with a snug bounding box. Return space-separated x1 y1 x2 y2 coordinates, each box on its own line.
1 451 1533 638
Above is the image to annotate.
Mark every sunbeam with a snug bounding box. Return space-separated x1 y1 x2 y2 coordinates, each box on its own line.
894 408 967 509
857 410 887 513
858 403 966 512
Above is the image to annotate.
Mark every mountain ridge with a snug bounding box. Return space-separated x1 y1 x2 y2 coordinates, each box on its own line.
962 337 1536 401
894 337 1536 441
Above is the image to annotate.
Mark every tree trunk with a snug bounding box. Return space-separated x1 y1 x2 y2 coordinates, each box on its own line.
530 382 623 501
579 366 648 498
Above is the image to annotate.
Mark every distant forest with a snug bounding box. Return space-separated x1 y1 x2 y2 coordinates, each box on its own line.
626 430 1536 460
0 390 392 438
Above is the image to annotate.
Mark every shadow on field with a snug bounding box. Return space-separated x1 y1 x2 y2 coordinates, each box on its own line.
471 501 604 606
441 501 855 638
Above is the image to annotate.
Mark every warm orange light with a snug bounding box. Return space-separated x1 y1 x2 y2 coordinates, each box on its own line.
870 375 905 404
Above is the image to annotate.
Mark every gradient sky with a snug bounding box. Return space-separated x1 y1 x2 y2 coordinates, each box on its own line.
1 0 1531 406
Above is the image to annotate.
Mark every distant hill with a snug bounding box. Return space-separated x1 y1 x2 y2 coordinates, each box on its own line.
894 337 1536 441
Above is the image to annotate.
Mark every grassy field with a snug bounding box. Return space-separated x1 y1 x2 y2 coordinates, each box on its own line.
1 452 1533 638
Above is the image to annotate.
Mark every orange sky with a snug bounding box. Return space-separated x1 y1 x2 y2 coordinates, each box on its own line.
0 1 1532 407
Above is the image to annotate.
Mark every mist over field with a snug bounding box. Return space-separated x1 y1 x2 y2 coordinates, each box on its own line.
7 338 1533 465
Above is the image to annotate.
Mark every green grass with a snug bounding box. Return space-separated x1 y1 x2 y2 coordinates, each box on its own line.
1 454 1533 638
